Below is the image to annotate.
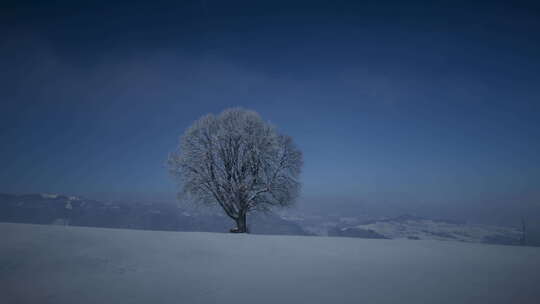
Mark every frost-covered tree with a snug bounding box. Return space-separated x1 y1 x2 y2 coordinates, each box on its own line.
168 108 303 233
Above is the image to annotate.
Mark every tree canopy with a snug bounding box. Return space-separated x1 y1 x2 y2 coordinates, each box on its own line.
168 108 303 232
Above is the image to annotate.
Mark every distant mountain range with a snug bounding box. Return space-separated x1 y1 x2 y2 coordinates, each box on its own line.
0 193 308 236
283 213 526 246
328 215 524 245
0 193 527 246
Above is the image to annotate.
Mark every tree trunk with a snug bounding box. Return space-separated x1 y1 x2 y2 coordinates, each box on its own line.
234 213 248 233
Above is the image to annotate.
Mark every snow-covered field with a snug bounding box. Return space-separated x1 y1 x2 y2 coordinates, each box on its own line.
1 223 539 304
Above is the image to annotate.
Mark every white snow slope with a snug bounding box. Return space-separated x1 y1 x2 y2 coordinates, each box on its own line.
1 223 539 304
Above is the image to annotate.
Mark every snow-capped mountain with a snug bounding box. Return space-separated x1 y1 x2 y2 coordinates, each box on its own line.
341 215 523 245
290 214 524 245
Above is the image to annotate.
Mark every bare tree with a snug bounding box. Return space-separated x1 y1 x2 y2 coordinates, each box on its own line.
168 108 303 233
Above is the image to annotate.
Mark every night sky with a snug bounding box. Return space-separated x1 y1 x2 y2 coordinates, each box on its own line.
1 1 539 221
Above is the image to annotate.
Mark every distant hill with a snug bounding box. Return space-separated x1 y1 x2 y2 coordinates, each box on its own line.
0 193 530 246
327 214 523 245
286 213 527 246
0 193 309 236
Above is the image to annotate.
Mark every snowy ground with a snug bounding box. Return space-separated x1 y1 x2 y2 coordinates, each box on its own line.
1 223 539 304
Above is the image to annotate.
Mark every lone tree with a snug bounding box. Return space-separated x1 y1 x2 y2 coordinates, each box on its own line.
168 108 303 233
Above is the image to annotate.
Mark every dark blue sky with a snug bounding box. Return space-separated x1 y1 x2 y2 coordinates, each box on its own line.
1 1 539 220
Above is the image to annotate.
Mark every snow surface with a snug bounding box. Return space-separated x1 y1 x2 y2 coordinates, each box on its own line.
1 223 539 304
